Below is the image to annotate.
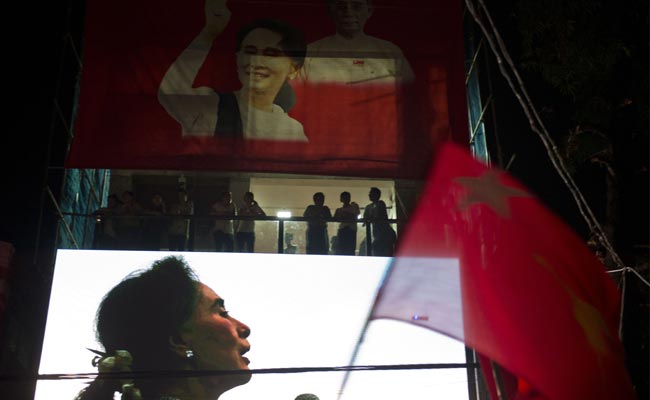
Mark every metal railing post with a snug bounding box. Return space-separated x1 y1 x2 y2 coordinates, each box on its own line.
365 223 372 256
277 219 284 254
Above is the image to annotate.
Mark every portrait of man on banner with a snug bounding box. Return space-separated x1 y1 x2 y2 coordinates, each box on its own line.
302 0 415 85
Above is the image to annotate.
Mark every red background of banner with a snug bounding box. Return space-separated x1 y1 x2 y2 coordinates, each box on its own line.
67 0 468 178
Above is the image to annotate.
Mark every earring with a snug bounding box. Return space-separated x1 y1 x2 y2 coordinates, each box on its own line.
185 350 194 359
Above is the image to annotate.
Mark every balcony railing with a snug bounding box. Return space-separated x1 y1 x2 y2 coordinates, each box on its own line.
60 212 400 256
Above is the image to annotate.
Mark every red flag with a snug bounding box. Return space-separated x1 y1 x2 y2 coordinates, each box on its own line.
371 141 636 399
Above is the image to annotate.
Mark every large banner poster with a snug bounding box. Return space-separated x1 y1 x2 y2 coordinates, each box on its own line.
66 0 467 178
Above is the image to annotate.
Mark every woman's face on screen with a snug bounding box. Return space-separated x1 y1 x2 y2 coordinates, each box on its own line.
183 283 252 384
237 28 299 98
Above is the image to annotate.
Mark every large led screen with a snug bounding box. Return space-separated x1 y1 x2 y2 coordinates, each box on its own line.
37 250 468 399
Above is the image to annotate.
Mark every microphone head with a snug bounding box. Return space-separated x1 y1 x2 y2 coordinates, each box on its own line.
295 394 320 400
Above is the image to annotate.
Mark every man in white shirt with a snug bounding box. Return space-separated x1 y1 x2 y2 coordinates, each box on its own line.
235 192 266 253
210 191 236 252
303 0 414 85
167 189 194 251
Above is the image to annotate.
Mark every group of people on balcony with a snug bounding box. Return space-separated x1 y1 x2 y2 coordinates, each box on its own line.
93 189 194 251
209 186 395 256
210 191 267 253
94 186 396 256
302 187 396 256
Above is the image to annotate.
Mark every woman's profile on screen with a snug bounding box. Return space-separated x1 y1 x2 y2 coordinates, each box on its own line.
75 256 251 400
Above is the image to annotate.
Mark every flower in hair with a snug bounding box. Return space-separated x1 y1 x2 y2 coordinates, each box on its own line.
88 348 142 400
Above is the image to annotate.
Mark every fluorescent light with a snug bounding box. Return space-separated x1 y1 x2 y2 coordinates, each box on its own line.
277 211 292 218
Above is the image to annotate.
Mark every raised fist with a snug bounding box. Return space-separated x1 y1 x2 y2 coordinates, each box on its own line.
204 0 231 37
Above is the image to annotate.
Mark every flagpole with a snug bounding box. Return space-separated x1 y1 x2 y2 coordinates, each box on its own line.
490 360 509 400
335 259 398 400
335 308 372 400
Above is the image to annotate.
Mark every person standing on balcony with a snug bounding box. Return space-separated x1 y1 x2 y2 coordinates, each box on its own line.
211 191 236 252
236 192 266 252
303 192 332 254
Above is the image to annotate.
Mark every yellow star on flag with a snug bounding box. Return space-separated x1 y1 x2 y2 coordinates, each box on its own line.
454 170 533 218
533 254 611 358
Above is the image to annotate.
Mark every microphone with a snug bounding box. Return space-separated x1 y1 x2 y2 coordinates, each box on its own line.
294 394 320 400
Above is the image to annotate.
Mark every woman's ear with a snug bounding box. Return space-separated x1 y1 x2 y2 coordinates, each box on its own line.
168 333 191 358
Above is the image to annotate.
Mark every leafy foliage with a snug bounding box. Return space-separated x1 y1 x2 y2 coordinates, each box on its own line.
510 2 648 396
515 0 648 127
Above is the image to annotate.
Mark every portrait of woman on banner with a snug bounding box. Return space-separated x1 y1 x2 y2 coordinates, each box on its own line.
158 0 308 142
